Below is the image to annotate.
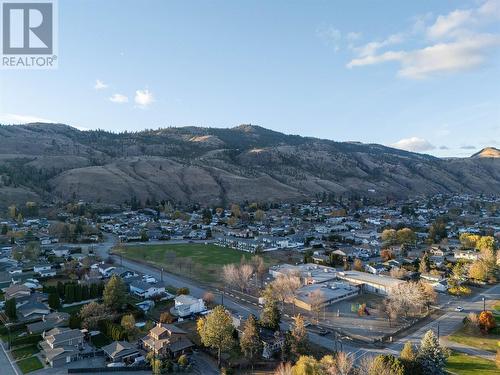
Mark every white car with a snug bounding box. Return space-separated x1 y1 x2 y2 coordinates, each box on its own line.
455 306 464 312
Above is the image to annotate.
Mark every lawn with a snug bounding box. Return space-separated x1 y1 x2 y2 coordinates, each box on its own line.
446 351 498 375
447 327 500 353
16 356 43 374
11 345 39 360
114 243 277 284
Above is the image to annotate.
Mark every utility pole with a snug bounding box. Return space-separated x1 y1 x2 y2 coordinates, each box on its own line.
161 268 163 282
482 296 486 311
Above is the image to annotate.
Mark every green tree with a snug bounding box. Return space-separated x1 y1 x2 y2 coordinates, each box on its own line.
239 315 262 369
396 228 416 245
103 275 126 311
23 242 40 261
197 305 235 367
418 330 447 375
178 354 189 367
259 286 281 331
48 292 60 310
5 298 16 320
428 220 447 243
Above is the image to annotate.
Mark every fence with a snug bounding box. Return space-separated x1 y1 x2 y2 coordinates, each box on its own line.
68 365 150 373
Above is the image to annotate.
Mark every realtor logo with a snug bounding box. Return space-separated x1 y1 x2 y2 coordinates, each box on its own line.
1 0 58 69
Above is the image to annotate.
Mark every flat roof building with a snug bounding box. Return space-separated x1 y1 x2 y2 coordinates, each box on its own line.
336 270 403 295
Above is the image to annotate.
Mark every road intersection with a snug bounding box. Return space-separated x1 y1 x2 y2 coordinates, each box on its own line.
95 236 500 363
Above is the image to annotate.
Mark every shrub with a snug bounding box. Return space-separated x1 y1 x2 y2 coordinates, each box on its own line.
10 334 42 347
178 354 188 367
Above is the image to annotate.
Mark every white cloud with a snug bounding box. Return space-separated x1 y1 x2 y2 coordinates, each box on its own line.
134 89 154 108
0 113 54 124
390 137 436 152
353 33 405 58
94 79 108 90
346 0 500 78
427 9 473 39
109 93 129 103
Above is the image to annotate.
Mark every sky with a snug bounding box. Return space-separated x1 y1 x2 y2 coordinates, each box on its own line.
0 0 499 157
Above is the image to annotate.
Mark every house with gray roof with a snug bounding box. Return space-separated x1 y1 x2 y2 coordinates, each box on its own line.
102 341 140 363
40 327 86 367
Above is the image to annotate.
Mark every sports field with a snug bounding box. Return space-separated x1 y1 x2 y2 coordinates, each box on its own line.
113 243 276 284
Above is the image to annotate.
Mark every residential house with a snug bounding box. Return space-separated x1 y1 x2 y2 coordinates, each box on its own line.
129 280 166 299
365 264 386 275
17 297 50 321
170 295 206 317
454 250 479 261
102 341 140 363
4 284 31 301
27 312 69 334
142 323 193 357
40 327 86 367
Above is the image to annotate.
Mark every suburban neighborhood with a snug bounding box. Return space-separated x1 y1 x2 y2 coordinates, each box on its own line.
0 193 497 374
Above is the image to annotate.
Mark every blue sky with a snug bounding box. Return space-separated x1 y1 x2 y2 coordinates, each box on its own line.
1 0 499 157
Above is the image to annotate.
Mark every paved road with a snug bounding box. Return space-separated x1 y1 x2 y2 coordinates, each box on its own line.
351 282 500 362
94 235 500 362
0 341 19 375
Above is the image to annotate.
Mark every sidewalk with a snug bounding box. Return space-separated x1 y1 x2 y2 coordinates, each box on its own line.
0 340 21 375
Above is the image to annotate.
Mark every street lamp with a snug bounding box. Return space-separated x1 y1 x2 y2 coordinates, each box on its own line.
482 296 485 312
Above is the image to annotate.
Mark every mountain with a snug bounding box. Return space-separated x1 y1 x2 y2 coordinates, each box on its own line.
472 147 500 158
0 123 498 209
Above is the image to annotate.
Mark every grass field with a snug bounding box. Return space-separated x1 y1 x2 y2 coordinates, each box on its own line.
16 356 43 374
114 243 277 284
11 345 39 360
447 326 500 353
446 351 498 375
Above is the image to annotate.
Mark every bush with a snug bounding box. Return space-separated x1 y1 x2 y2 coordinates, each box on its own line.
178 354 188 367
10 334 42 347
176 287 190 296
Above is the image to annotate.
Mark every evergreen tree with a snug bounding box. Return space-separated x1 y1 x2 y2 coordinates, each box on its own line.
259 286 281 331
57 281 65 298
48 292 60 310
239 315 262 369
5 298 16 320
65 284 75 303
418 330 447 375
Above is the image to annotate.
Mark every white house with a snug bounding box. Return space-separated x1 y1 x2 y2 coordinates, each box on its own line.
129 280 165 299
34 265 52 274
171 295 206 317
